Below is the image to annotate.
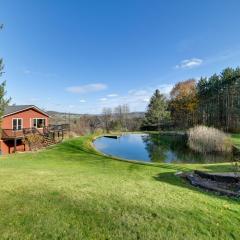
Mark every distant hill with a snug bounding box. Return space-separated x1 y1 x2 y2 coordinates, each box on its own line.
47 111 84 118
47 110 145 119
127 112 145 118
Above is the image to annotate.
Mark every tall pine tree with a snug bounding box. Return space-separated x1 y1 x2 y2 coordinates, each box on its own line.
0 25 11 121
144 89 170 127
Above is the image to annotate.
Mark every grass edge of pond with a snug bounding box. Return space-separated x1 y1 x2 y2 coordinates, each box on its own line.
88 133 237 172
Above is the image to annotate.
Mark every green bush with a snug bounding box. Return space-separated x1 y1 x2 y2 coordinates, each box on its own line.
187 125 232 154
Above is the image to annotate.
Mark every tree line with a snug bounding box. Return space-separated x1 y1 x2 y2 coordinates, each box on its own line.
143 67 240 132
197 67 240 132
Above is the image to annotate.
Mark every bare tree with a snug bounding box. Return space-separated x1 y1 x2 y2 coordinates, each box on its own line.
114 104 130 131
102 107 112 133
88 116 101 133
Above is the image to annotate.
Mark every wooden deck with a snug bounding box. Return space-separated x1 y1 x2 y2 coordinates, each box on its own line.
1 124 69 140
1 124 70 153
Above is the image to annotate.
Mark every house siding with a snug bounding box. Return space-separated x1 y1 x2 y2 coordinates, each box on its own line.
2 109 49 129
0 140 30 154
0 108 49 155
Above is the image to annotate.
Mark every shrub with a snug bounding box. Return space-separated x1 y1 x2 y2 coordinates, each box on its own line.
187 125 232 154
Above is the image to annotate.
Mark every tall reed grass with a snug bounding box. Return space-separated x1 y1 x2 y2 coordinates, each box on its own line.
187 125 232 154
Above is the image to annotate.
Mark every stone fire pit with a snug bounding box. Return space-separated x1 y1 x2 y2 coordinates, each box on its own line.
179 170 240 197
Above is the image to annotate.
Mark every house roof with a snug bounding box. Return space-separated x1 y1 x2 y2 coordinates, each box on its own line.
3 105 49 117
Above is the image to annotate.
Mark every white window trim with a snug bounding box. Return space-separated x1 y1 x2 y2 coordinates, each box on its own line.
12 118 23 131
32 118 47 129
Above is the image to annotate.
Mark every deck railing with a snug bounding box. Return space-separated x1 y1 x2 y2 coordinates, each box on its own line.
47 124 70 131
1 124 70 140
1 128 42 139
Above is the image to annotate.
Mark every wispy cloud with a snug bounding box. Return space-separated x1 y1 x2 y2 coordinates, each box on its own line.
107 93 118 97
99 84 174 112
128 84 172 97
175 58 203 69
66 83 107 94
79 99 86 103
22 69 57 78
29 97 40 102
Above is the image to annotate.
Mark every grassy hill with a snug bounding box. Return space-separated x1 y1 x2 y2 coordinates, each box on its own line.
0 136 239 239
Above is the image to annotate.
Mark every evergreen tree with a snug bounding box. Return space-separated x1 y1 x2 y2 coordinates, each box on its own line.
196 67 240 132
0 26 11 120
144 89 170 126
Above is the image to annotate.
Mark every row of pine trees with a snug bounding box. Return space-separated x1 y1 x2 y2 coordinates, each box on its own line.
197 67 240 132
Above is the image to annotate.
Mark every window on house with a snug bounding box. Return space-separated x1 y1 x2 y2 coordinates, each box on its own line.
12 118 22 130
33 118 46 128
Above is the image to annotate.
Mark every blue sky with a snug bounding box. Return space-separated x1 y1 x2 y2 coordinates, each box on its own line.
1 0 240 113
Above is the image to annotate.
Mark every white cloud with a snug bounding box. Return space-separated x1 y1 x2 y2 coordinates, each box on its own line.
100 97 107 101
66 83 107 94
176 58 203 69
79 99 86 103
157 84 174 95
107 94 118 97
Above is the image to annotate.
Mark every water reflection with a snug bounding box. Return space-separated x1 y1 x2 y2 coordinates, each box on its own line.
93 133 233 164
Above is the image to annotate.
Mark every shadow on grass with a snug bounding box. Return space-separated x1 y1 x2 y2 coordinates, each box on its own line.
153 171 240 203
55 139 196 171
53 137 238 183
55 140 101 156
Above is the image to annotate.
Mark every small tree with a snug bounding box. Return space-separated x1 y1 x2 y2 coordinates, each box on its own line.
144 89 170 129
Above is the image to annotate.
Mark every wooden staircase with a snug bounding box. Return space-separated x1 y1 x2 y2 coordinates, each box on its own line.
42 135 56 147
24 128 55 151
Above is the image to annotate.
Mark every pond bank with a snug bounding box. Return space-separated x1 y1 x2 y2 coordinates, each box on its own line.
93 132 235 164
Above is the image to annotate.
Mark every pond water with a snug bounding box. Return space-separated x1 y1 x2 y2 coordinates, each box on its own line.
93 133 233 164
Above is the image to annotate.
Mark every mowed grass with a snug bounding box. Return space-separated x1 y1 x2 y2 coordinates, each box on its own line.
232 134 240 149
0 135 239 240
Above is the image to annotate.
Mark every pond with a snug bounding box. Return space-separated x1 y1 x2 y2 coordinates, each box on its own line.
93 133 234 164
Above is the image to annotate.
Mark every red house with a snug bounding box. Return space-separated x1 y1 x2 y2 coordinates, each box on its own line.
0 105 50 154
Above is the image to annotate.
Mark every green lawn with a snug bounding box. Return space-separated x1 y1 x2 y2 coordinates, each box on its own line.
0 135 239 240
232 134 240 149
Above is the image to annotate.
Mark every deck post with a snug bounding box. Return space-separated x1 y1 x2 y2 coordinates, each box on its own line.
14 138 17 153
